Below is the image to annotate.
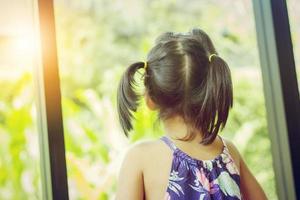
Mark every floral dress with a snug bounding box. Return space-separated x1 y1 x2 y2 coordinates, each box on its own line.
160 135 242 200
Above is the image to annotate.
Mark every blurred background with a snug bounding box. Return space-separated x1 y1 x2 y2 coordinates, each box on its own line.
0 0 299 199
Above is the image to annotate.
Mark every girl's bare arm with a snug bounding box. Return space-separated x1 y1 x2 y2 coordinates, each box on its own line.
115 145 145 200
225 138 268 200
240 156 268 200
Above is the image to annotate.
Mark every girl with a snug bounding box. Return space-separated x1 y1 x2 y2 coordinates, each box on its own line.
115 28 267 200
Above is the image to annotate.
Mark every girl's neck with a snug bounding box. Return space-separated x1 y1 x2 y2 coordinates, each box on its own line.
162 115 204 145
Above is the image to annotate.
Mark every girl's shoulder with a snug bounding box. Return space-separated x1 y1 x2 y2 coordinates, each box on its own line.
127 138 166 152
122 138 169 166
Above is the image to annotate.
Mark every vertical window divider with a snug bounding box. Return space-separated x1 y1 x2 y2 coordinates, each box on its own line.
34 0 69 199
252 0 300 199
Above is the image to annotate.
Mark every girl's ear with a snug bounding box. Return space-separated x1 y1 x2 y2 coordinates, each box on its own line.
144 92 157 110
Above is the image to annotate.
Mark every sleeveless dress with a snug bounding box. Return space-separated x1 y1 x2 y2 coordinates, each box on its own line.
160 135 242 200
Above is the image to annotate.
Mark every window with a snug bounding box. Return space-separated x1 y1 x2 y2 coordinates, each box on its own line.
53 0 277 199
287 0 300 91
1 0 298 199
0 1 42 199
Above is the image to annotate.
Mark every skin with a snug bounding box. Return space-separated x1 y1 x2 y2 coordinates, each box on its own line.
115 94 268 200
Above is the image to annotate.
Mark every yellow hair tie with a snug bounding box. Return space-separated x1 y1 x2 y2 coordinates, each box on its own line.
144 61 148 69
209 54 217 62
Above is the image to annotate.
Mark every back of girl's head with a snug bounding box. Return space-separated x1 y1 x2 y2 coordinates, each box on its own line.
117 28 233 145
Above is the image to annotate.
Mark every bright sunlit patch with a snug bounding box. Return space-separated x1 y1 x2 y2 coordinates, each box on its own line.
0 32 39 73
12 32 36 58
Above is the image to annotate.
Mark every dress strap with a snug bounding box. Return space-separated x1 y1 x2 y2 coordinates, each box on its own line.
218 135 228 151
160 136 177 151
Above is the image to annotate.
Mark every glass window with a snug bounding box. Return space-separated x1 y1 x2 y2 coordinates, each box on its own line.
0 1 42 199
287 0 300 92
53 0 278 199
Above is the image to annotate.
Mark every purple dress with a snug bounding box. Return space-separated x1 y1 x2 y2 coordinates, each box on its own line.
160 135 242 200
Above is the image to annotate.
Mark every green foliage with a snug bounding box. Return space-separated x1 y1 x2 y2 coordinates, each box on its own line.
0 73 41 199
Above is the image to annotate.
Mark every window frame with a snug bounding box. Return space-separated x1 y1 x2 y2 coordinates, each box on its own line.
35 0 69 199
252 0 300 199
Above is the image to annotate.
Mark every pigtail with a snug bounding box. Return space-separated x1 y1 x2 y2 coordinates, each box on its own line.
194 55 233 145
117 62 145 136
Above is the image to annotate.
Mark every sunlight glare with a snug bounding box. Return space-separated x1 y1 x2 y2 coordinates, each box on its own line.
12 32 37 58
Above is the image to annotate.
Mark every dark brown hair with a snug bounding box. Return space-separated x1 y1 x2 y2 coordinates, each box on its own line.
117 28 233 145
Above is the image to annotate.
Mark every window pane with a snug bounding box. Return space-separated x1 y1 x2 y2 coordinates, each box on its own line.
54 0 277 199
287 0 300 92
0 1 42 199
